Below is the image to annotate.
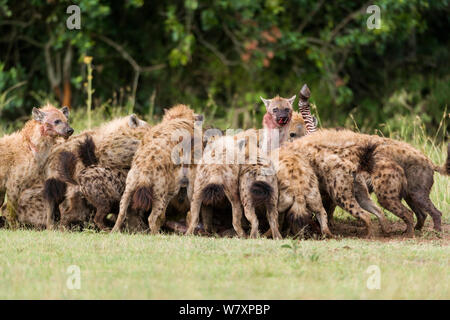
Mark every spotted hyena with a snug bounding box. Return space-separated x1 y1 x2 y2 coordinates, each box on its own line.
42 114 149 229
348 135 449 234
112 104 202 234
260 94 296 150
0 104 73 227
185 133 248 237
286 129 386 237
287 111 307 142
271 143 332 238
314 131 448 236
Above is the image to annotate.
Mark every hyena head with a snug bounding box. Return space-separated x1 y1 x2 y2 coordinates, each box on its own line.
32 105 73 139
99 114 149 136
162 104 204 122
287 111 307 141
260 95 296 128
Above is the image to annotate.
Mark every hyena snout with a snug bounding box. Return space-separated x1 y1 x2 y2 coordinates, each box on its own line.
276 113 290 125
52 124 74 139
65 127 74 137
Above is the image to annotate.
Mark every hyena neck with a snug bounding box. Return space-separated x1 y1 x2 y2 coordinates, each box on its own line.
262 113 290 146
21 120 56 161
298 106 317 135
262 114 290 153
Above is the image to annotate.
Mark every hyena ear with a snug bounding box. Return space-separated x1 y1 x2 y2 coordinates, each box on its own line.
32 107 46 123
260 97 271 109
287 95 296 106
61 106 70 119
128 114 139 128
194 114 204 122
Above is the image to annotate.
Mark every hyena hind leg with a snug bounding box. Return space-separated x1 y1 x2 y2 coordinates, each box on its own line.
404 195 427 231
354 176 391 235
201 206 215 234
148 197 170 235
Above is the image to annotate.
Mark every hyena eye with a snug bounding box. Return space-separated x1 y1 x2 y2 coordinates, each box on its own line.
290 132 296 137
54 119 62 125
273 108 278 113
285 108 290 112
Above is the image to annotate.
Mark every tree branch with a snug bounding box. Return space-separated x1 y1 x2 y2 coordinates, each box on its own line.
194 28 239 66
329 1 372 41
297 0 325 34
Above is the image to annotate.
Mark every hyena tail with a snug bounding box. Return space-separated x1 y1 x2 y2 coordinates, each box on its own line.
286 201 316 237
132 186 153 212
433 142 449 176
250 181 273 204
43 178 67 204
358 142 378 174
201 184 225 206
77 136 98 167
57 151 79 185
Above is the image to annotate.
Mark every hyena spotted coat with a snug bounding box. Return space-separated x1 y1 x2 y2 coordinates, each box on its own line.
347 135 449 234
315 131 448 235
271 143 332 238
112 104 202 234
0 104 73 228
235 129 281 239
369 138 448 233
288 129 385 237
186 134 247 237
42 114 149 229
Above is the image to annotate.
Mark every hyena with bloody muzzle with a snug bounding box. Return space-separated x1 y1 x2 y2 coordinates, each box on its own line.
0 104 73 228
260 94 296 149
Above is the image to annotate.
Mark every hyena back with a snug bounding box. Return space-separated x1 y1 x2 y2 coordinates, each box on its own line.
112 104 201 234
44 114 149 229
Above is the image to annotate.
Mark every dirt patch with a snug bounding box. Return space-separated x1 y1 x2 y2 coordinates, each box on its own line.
329 217 450 243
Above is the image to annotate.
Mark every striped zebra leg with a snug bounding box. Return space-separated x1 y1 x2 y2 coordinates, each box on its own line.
298 84 317 135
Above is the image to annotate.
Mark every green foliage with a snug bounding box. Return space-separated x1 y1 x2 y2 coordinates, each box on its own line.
0 0 448 138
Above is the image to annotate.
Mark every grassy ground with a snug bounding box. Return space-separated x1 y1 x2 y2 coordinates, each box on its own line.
0 107 448 300
0 223 448 300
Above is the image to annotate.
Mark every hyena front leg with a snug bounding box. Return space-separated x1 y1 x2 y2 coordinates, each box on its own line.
332 176 374 238
307 200 332 238
93 207 110 231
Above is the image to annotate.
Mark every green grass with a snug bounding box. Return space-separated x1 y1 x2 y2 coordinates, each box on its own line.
0 230 448 299
0 105 448 300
